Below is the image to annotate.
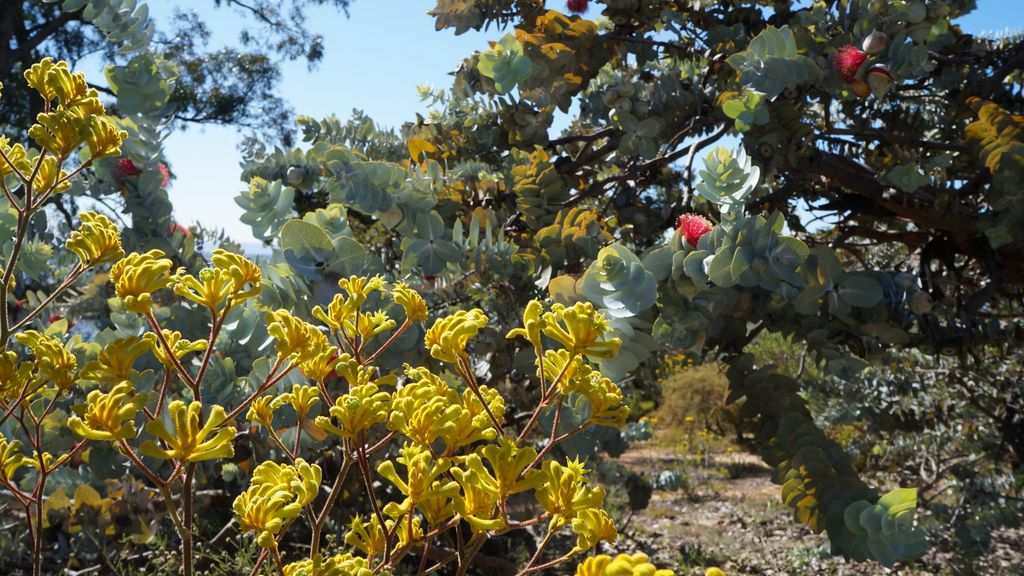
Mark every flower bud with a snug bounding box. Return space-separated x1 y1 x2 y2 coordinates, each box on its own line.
285 166 304 185
866 65 894 97
862 30 888 54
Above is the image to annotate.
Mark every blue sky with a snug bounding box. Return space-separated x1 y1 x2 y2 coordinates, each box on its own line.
141 0 1020 245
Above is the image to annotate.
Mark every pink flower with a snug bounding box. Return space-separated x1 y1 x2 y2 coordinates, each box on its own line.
676 213 713 246
117 158 143 179
567 0 588 14
833 45 868 84
159 162 170 187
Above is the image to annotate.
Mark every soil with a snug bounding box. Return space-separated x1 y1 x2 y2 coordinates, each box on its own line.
609 437 1024 576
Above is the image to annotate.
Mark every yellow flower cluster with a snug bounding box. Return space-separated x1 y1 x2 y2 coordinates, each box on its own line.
376 443 458 527
392 282 428 321
10 59 126 171
535 458 603 528
276 384 321 421
315 382 391 440
81 336 151 384
15 330 77 391
575 553 675 576
540 350 629 428
247 395 279 429
451 439 545 531
233 459 322 549
313 276 396 344
344 512 422 558
508 300 621 359
109 250 173 313
145 330 208 369
267 308 332 366
424 308 488 364
542 302 621 359
65 212 124 268
172 249 262 310
387 365 505 451
281 552 372 576
0 434 33 483
67 382 145 442
0 350 33 402
61 270 634 573
140 401 235 462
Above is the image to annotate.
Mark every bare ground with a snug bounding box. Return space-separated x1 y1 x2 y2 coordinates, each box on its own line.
610 439 1024 576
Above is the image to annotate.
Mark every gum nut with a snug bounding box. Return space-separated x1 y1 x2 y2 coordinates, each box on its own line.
866 66 894 97
286 166 304 185
862 30 888 54
851 80 871 98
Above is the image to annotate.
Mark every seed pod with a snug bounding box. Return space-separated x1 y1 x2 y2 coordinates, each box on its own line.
286 166 304 185
866 65 894 97
862 30 888 54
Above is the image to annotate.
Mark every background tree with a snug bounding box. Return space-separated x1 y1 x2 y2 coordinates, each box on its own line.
0 0 352 143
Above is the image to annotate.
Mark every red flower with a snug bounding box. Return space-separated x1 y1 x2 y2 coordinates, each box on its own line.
567 0 589 14
159 162 170 187
833 45 867 84
117 158 143 179
168 223 192 238
677 213 713 246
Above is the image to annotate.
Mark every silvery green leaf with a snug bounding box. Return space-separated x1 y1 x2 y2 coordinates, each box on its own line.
726 26 820 99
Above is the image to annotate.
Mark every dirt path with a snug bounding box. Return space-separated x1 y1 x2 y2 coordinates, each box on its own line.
611 440 950 575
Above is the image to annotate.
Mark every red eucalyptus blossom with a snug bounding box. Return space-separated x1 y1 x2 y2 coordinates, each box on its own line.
567 0 589 14
117 158 170 187
117 157 143 178
677 213 714 246
168 223 192 238
833 45 867 84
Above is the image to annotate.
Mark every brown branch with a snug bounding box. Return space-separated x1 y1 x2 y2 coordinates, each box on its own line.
546 127 617 148
825 128 967 153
